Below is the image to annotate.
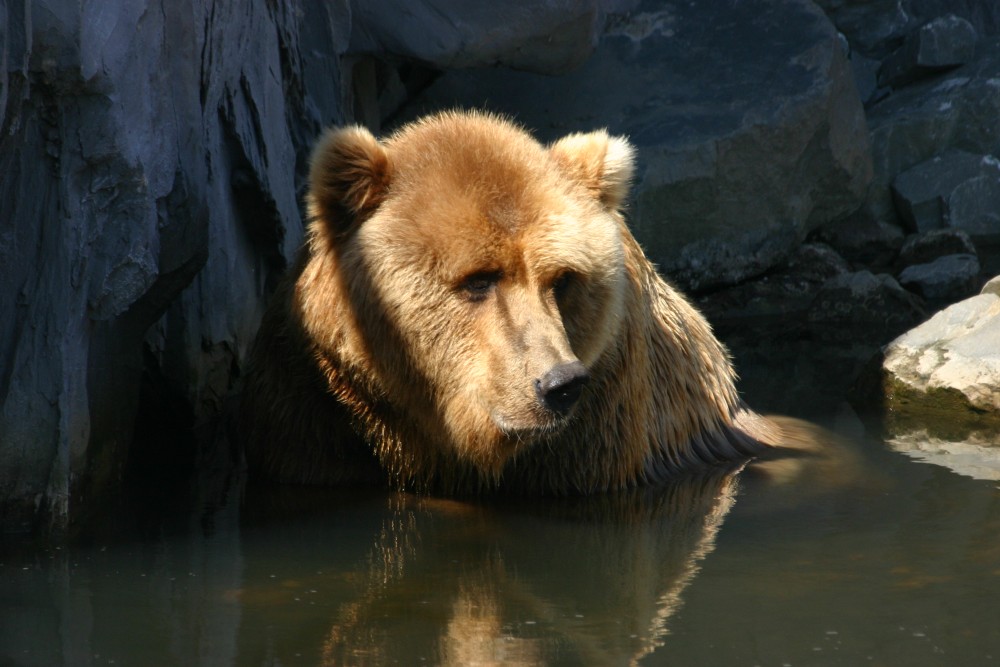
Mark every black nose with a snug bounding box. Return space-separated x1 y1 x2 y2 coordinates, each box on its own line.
535 361 589 416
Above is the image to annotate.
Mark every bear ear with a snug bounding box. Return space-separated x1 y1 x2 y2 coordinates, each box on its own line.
548 131 635 211
307 125 392 239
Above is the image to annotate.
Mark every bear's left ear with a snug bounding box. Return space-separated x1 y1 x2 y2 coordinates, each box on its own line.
548 131 635 211
307 125 393 240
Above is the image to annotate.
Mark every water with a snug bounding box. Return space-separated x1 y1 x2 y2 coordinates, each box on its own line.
3 340 1000 666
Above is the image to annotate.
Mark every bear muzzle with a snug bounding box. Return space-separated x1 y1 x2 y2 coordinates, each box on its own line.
534 360 589 417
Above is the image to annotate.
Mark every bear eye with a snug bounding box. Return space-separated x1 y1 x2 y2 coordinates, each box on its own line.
459 270 502 302
552 271 576 301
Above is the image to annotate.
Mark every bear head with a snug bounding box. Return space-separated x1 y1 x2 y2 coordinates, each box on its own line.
297 111 636 477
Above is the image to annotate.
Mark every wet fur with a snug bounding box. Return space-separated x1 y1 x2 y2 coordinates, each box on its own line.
239 110 782 494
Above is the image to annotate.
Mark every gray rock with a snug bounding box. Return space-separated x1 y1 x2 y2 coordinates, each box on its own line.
865 41 1000 227
890 149 1000 234
914 14 979 66
879 14 978 88
946 167 1000 240
875 280 1000 433
807 270 926 339
896 228 977 269
897 253 981 301
850 51 884 105
821 1 1000 58
347 0 633 74
1 0 336 533
698 243 850 323
395 0 872 292
815 0 913 58
786 242 855 283
909 0 1000 37
808 211 906 268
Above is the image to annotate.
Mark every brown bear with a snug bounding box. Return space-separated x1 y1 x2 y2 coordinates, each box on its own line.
239 110 783 494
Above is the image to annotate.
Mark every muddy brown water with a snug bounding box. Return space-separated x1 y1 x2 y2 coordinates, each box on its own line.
2 333 999 666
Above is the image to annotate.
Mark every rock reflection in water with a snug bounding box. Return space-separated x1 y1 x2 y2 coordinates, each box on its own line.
885 429 1000 481
238 468 744 666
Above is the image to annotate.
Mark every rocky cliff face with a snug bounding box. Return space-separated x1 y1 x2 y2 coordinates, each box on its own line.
0 0 348 532
3 0 998 535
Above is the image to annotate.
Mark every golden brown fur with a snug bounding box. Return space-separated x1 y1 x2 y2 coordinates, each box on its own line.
239 110 782 494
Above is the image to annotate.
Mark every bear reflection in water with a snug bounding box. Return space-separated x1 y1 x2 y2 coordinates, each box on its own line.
231 109 857 663
238 419 856 666
240 467 741 666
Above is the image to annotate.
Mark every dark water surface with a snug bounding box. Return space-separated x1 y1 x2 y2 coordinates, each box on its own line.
3 339 1000 666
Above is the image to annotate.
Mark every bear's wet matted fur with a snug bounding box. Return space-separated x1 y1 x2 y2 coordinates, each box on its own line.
239 110 783 494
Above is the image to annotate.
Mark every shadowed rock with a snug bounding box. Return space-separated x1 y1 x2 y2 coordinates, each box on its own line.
807 270 926 340
2 0 317 532
809 211 906 269
865 41 1000 227
878 14 978 88
895 228 978 270
891 149 1000 236
897 253 981 301
348 0 629 74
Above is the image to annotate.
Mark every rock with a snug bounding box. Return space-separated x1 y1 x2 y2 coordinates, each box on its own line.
0 0 336 534
815 0 913 58
347 1 629 74
945 166 1000 241
878 14 978 88
890 149 1000 235
849 51 884 105
865 41 1000 227
984 275 1000 296
896 228 977 269
897 253 981 301
870 279 1000 436
394 0 872 292
808 210 905 268
908 0 1000 37
911 14 979 66
821 1 1000 57
807 270 926 340
787 242 854 280
698 243 850 324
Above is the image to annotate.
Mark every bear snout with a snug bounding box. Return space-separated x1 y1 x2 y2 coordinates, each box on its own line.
534 361 589 416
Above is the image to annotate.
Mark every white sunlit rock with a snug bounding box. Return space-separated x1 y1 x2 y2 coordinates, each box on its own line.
882 276 1000 415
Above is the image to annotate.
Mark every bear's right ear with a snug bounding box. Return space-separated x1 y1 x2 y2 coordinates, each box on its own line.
307 126 392 239
548 130 635 212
